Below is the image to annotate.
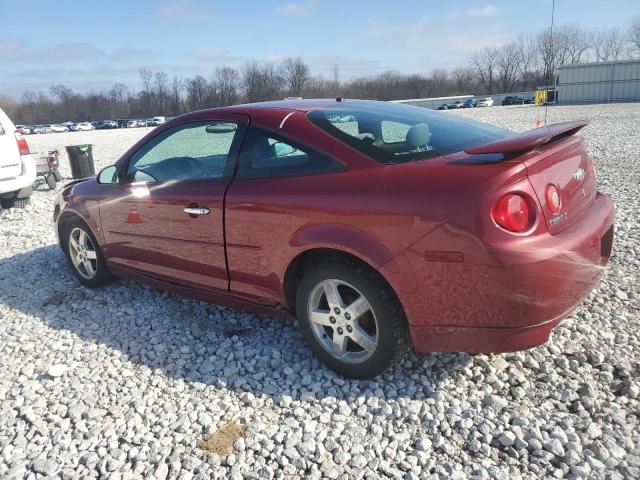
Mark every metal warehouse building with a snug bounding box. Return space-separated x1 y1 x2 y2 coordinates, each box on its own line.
557 59 640 104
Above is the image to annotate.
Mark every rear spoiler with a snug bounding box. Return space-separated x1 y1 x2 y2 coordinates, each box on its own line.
464 121 588 155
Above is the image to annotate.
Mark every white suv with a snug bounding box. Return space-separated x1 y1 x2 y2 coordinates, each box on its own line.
0 108 36 209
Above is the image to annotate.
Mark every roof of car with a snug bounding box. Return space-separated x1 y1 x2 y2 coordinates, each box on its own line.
210 98 369 114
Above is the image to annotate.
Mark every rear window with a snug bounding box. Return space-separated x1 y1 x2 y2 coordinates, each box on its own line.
308 101 510 164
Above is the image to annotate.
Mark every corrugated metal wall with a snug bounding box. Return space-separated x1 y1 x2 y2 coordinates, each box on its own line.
557 60 640 104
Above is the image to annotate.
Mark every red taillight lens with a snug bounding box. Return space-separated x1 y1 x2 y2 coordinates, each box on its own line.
492 193 531 232
591 160 596 181
545 184 561 213
15 132 30 156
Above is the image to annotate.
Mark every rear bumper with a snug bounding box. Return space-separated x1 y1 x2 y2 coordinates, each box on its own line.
0 155 36 195
380 192 614 353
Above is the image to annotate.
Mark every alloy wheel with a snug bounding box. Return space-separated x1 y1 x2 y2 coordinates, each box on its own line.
68 227 98 279
307 279 379 364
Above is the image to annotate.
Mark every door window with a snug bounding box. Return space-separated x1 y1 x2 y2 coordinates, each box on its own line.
127 121 239 183
237 126 343 178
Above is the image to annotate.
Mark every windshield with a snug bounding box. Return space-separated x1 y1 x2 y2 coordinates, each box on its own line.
307 101 510 164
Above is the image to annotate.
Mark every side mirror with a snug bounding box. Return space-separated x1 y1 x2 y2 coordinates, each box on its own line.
97 165 119 184
273 142 296 157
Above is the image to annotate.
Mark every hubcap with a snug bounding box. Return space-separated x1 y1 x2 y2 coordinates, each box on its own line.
307 279 379 364
69 227 98 279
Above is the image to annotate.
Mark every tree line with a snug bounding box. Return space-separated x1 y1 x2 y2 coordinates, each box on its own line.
2 18 639 125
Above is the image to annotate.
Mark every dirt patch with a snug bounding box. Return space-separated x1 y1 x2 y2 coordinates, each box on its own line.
198 421 245 455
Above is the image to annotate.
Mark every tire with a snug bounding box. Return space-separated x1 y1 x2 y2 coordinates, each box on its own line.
296 260 409 378
46 174 57 190
0 197 30 209
61 216 115 288
53 169 63 182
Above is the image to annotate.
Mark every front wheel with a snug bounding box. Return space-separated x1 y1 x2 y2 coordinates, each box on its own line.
296 261 409 378
62 217 115 288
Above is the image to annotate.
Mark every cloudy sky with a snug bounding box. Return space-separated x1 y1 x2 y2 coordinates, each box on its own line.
0 0 636 97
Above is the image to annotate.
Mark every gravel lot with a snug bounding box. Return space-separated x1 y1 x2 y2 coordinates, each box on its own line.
0 104 638 479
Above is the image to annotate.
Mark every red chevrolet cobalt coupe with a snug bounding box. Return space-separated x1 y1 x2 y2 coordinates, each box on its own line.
54 99 614 378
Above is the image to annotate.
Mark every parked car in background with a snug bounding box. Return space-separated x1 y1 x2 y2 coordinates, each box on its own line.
71 122 95 132
53 99 614 378
502 96 526 106
446 101 464 109
437 104 449 110
463 98 478 108
476 97 494 107
33 124 53 134
0 108 36 208
16 125 34 135
96 120 118 130
523 97 534 104
51 124 70 133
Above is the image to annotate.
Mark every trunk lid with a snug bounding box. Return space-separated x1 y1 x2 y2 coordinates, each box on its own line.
520 136 597 234
0 110 22 180
465 121 596 234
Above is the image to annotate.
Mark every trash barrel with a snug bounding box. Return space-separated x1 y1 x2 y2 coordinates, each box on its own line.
65 144 95 179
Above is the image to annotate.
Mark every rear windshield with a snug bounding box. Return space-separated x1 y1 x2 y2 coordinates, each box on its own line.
307 101 510 164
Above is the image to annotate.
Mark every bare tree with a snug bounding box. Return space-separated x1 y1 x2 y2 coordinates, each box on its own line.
170 76 183 115
558 25 592 64
108 83 130 118
593 27 626 61
214 67 240 106
496 41 521 93
450 67 475 94
153 72 169 114
516 34 537 91
185 75 208 111
471 46 498 93
628 14 640 53
139 68 154 114
282 57 310 96
536 26 567 87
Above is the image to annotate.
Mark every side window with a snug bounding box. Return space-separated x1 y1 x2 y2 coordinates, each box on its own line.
237 127 343 178
381 120 410 144
126 121 238 183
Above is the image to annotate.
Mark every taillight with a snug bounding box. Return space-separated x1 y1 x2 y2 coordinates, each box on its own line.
15 132 30 156
492 193 531 232
591 160 596 181
545 184 561 213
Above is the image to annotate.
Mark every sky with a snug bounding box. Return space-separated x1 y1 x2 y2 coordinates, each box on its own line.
0 0 637 98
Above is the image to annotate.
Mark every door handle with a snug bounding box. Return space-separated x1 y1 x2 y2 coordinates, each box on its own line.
183 207 210 216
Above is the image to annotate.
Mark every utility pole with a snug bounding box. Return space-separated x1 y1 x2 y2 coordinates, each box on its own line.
332 64 339 85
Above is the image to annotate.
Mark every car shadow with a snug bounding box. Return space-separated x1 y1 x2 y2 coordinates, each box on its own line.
0 245 466 401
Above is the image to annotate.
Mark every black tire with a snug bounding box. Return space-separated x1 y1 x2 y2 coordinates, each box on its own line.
53 169 63 182
45 174 57 190
0 197 30 209
60 216 116 288
296 260 409 378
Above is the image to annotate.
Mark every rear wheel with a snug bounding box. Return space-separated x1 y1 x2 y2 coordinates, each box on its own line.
296 261 409 378
62 217 115 288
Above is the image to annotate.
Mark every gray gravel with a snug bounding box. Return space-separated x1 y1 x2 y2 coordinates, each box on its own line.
1 104 638 479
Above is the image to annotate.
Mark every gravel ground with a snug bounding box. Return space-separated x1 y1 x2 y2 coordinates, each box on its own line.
0 104 638 479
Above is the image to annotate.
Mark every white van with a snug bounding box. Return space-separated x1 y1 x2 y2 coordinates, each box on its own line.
0 108 36 209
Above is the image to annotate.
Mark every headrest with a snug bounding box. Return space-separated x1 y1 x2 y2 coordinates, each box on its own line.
406 123 431 148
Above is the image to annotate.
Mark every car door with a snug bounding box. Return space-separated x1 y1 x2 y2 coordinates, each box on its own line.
99 114 247 291
225 125 346 301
